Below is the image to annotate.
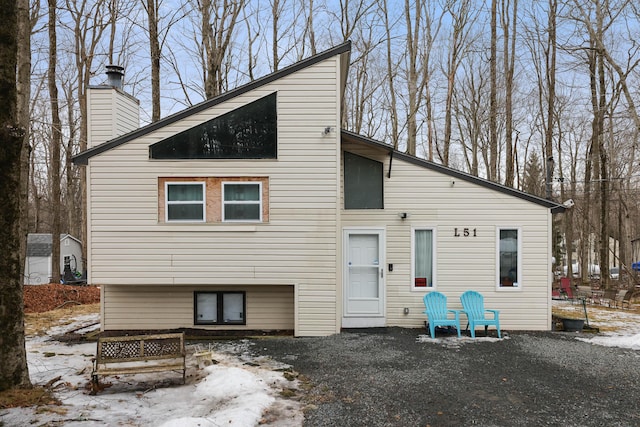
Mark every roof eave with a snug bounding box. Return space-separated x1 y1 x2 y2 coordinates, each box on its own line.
340 129 566 214
73 41 352 166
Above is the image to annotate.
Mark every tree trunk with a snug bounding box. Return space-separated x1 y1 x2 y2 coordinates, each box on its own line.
382 0 399 149
48 0 62 284
544 0 556 198
596 1 609 289
16 0 32 285
443 0 474 167
272 0 280 71
489 0 498 181
502 0 517 187
201 0 244 99
404 0 420 156
0 0 31 391
147 0 161 122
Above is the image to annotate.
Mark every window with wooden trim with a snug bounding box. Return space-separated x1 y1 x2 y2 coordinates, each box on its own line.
194 291 246 325
158 177 269 223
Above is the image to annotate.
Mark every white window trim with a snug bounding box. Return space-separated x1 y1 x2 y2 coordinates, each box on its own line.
222 181 262 222
411 226 437 292
496 226 522 291
165 181 206 223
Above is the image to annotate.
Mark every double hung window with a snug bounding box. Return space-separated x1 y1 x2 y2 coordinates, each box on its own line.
222 182 262 222
165 182 205 222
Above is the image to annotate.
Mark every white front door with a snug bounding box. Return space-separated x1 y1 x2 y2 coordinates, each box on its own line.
343 229 385 328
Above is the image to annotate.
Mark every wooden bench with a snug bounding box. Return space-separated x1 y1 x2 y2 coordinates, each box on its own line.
91 332 186 393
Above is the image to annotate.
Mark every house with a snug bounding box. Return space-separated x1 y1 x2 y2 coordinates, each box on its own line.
24 234 84 285
73 42 564 336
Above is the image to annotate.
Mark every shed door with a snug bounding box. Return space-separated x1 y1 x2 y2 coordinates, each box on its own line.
343 229 385 328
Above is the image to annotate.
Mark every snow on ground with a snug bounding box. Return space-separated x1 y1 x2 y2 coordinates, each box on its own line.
417 300 640 351
553 299 640 351
1 312 304 427
4 300 640 426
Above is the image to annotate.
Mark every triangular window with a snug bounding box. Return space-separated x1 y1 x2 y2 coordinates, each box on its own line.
150 92 277 159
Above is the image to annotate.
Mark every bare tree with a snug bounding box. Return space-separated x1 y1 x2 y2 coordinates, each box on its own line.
332 0 376 128
381 0 399 149
300 0 317 56
501 0 518 187
403 0 422 156
455 54 488 177
242 4 260 81
442 0 476 166
17 0 37 285
48 0 62 284
144 0 161 121
0 0 31 391
64 0 111 263
545 0 556 200
489 0 498 181
269 0 287 71
198 0 244 99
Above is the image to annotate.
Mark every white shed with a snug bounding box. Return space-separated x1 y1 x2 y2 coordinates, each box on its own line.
24 234 84 285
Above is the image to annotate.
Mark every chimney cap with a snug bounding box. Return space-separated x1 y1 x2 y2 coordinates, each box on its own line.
106 65 124 89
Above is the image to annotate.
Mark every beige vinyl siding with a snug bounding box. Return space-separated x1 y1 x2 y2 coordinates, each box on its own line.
87 58 341 336
341 142 552 332
87 87 140 148
102 285 294 330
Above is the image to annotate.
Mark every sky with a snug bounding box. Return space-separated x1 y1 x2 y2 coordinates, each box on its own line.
2 299 640 426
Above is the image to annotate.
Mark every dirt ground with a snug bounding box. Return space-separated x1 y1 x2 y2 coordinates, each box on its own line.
23 283 100 313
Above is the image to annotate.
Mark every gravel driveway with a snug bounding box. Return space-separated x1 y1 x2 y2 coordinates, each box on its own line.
246 328 640 426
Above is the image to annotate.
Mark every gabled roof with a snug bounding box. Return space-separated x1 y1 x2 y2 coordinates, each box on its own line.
341 130 566 214
73 41 352 165
26 234 82 257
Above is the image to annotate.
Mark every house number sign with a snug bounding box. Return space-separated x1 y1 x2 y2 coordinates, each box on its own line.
454 227 477 237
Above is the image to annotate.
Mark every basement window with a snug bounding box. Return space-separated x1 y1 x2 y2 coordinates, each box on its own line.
194 291 246 325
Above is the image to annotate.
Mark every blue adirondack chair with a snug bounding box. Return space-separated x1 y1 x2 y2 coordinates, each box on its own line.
423 292 461 338
460 290 501 338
